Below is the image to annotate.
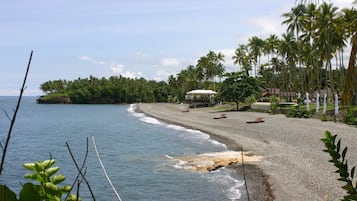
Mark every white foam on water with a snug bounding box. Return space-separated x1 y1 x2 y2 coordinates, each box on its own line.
128 104 163 125
165 124 227 149
165 154 194 170
167 154 244 201
206 168 244 201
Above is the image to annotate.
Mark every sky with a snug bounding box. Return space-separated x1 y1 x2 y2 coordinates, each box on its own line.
0 0 355 96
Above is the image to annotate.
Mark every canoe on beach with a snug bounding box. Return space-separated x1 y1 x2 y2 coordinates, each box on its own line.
137 103 357 201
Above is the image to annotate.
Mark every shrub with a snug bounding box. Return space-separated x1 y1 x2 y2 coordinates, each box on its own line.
0 159 80 201
269 95 280 113
286 106 312 118
344 110 357 125
321 114 329 121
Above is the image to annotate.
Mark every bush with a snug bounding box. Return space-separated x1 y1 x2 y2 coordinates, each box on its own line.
269 95 280 113
344 110 357 125
321 114 329 121
1 159 81 201
286 106 312 118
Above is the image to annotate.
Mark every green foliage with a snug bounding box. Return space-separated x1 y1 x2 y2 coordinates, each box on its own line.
246 95 256 107
321 114 329 121
0 159 80 201
321 131 357 200
39 76 169 104
344 109 357 125
286 104 312 118
219 71 260 110
269 95 280 113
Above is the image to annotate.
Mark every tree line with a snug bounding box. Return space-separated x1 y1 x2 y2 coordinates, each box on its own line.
39 2 357 106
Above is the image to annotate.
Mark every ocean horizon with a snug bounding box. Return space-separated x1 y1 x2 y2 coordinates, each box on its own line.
0 96 244 200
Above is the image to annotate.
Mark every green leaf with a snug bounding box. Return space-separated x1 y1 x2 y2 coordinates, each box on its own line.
61 185 71 193
41 159 55 169
46 167 60 177
34 162 44 172
342 147 348 162
44 182 59 193
19 183 41 201
67 194 82 201
51 174 65 185
23 163 35 171
0 185 18 201
351 167 355 178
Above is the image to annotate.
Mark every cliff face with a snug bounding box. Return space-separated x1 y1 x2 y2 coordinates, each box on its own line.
37 95 72 104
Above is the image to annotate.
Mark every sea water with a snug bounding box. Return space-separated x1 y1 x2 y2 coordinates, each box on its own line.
0 97 244 201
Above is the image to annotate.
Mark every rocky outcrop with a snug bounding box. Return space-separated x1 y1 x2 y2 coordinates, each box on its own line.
174 151 262 172
36 95 72 104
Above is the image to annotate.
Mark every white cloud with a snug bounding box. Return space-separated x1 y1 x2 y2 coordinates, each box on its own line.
161 58 180 68
79 55 144 79
248 16 285 37
333 0 355 8
109 63 124 74
154 70 174 81
109 63 145 79
78 55 108 66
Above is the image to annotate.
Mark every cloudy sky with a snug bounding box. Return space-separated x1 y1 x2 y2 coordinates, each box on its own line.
0 0 354 96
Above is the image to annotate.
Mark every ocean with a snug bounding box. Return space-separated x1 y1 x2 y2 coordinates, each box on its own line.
0 96 244 201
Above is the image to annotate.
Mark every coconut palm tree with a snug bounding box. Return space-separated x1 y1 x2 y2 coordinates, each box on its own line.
232 44 253 76
247 36 264 77
278 33 298 91
315 2 340 98
282 4 308 91
264 34 280 67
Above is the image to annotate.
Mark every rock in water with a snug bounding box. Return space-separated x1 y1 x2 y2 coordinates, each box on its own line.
175 151 262 172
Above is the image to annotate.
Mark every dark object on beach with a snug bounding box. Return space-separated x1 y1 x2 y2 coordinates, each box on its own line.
213 114 227 119
246 117 264 124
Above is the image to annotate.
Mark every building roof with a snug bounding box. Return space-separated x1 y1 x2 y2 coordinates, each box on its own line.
186 90 217 95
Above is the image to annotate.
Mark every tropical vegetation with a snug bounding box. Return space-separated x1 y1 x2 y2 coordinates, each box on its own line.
39 2 357 109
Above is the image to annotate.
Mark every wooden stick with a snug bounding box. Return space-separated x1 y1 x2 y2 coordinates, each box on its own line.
92 136 123 201
0 51 33 176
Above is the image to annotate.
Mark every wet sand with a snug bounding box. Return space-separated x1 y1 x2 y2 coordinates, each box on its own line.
137 103 357 201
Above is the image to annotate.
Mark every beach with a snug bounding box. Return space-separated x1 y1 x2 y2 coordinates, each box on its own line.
137 103 357 201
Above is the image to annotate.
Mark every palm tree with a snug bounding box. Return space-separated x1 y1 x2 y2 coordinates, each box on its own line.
264 34 280 67
247 36 264 77
278 33 298 91
282 4 307 91
232 44 253 75
315 2 339 98
197 51 225 82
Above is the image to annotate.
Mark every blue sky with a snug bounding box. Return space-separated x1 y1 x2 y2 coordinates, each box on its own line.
0 0 354 96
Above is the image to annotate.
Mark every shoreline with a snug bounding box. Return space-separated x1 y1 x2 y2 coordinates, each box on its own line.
137 103 357 201
136 103 273 201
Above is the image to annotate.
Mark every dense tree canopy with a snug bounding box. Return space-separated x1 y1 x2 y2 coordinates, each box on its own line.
39 76 168 104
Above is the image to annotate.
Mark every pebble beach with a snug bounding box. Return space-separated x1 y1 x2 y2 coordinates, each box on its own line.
137 103 357 201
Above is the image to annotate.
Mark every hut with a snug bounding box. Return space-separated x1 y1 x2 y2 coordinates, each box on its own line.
185 90 217 108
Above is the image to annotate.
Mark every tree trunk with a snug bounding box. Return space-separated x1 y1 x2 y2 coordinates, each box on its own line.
342 34 357 105
236 101 239 111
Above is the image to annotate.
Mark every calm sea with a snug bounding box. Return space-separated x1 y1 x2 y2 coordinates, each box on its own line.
0 96 243 201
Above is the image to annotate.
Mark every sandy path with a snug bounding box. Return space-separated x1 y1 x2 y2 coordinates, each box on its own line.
137 103 357 201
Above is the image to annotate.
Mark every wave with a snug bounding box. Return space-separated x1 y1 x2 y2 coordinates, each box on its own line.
128 104 163 125
207 168 244 201
128 104 226 148
167 154 243 201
